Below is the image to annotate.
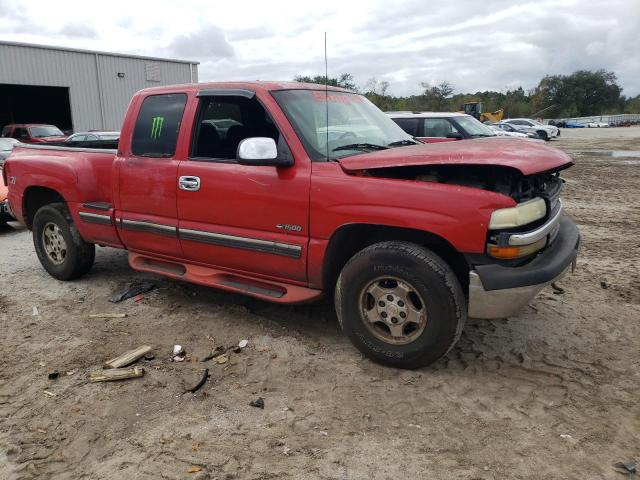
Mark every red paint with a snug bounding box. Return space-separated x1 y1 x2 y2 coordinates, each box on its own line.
4 82 573 303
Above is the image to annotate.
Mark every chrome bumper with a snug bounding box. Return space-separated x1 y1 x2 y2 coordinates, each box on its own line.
468 217 580 319
0 198 12 216
468 267 569 319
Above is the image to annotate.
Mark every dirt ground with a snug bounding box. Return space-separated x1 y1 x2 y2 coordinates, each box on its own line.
1 127 639 480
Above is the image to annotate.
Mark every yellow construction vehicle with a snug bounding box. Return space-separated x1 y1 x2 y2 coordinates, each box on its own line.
461 102 504 123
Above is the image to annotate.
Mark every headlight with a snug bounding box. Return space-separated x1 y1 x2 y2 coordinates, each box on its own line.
489 198 546 229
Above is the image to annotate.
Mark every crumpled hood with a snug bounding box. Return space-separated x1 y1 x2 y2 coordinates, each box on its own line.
338 137 573 176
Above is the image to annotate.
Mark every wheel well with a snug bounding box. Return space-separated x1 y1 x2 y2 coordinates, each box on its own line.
23 186 66 229
322 224 470 296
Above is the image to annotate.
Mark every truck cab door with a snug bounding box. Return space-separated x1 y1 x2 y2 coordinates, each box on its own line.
176 91 310 283
115 93 188 257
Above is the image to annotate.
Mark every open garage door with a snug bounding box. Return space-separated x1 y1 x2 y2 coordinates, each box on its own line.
0 84 73 134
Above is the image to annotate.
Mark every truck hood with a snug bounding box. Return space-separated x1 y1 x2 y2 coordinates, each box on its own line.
338 137 573 176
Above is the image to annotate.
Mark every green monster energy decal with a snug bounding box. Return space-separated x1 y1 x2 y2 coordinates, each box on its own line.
150 116 164 140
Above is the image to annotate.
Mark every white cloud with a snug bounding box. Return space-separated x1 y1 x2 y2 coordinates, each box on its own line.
0 0 638 96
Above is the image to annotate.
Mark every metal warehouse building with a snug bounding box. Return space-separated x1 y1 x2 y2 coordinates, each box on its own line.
0 41 199 133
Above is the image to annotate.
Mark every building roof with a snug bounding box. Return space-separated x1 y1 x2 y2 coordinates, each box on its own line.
0 40 199 65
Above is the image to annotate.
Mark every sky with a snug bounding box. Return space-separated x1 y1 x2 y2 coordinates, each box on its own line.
0 0 639 97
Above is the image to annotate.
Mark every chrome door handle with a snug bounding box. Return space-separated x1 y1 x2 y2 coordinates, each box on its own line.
179 176 200 191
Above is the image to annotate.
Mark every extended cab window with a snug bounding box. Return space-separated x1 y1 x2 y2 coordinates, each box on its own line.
191 95 279 160
131 93 187 157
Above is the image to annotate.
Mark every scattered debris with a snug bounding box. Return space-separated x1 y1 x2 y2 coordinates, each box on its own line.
319 431 328 437
89 313 128 319
89 366 145 382
560 434 572 439
613 461 637 475
109 281 155 303
38 361 46 367
171 345 186 362
185 368 209 393
43 390 57 397
104 345 153 369
36 428 47 434
187 466 202 474
202 345 226 362
551 282 565 294
600 280 609 289
132 293 145 302
66 370 77 376
250 397 265 409
48 371 59 380
144 352 155 361
256 346 270 353
283 446 291 456
239 339 249 349
32 306 39 316
215 354 229 365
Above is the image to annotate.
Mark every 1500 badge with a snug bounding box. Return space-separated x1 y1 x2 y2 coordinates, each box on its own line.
276 224 302 232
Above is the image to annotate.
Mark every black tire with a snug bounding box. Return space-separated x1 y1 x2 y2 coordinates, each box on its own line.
537 130 549 141
335 241 466 369
32 203 95 280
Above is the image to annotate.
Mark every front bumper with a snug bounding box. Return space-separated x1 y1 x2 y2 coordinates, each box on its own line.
468 217 580 318
1 198 14 220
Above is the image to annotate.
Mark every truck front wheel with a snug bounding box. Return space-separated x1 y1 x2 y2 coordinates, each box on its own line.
33 203 95 280
335 241 466 369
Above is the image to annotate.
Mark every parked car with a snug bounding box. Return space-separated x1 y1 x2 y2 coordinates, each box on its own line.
501 119 559 141
65 131 120 142
0 138 22 166
586 121 609 128
490 123 536 139
3 82 580 369
388 112 496 143
1 124 67 143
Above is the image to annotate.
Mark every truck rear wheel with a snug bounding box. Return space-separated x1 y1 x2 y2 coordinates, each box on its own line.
335 241 466 369
33 203 95 280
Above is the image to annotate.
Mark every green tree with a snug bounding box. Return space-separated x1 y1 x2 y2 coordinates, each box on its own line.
534 70 622 116
293 73 358 91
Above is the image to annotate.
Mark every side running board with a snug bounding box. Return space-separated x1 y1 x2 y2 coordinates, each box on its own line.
128 252 322 304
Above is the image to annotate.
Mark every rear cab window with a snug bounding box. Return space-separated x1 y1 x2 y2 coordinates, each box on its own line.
131 93 187 157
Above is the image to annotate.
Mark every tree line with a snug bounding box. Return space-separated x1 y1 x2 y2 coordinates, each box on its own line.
294 70 640 118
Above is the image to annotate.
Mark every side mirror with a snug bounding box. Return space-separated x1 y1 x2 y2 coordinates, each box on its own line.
237 137 292 167
446 132 463 140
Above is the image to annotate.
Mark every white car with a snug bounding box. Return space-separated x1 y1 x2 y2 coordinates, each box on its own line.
586 121 609 128
501 118 560 141
489 124 529 138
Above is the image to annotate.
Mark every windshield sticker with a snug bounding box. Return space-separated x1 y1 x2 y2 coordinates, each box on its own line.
150 116 164 140
311 91 364 104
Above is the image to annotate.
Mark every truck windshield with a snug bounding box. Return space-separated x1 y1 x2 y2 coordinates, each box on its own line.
29 126 64 138
272 90 416 160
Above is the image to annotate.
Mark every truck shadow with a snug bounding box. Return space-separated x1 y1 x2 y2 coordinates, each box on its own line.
0 221 26 235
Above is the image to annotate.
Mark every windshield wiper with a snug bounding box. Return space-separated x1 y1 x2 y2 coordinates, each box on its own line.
332 143 389 152
470 134 494 137
388 139 419 147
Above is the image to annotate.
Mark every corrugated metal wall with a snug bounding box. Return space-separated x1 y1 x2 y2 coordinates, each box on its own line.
0 42 197 132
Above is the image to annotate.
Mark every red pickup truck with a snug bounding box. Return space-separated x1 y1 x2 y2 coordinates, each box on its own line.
3 82 580 368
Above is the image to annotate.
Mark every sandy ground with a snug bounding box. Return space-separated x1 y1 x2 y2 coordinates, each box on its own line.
1 127 639 480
